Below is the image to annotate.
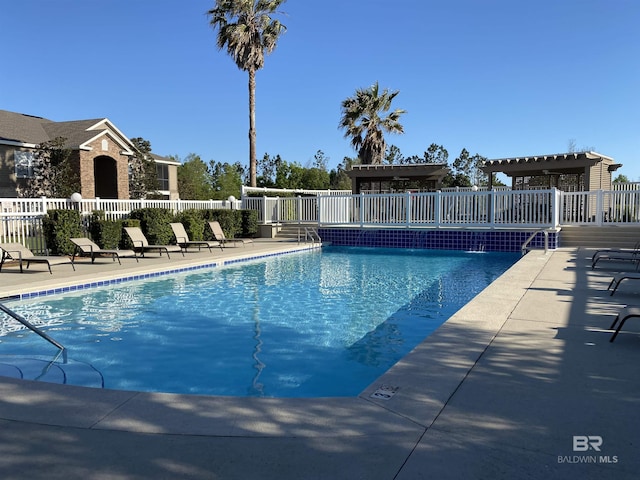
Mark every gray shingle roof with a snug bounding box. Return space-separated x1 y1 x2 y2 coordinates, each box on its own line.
0 109 169 160
42 120 106 148
0 109 53 144
0 109 107 148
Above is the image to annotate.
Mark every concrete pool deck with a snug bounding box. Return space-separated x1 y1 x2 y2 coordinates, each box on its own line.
0 241 638 479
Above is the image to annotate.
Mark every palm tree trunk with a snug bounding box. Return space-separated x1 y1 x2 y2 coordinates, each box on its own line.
248 68 257 187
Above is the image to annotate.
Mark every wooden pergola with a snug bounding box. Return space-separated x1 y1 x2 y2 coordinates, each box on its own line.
481 151 621 192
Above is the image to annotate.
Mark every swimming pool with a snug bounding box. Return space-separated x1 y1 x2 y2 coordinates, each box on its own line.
0 247 518 397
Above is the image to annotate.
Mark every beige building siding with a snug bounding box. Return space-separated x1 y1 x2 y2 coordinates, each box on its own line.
588 161 614 192
168 164 179 200
0 146 17 196
0 146 43 197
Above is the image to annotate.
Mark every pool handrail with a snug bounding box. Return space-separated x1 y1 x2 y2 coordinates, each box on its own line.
521 229 549 255
0 302 65 352
300 226 321 244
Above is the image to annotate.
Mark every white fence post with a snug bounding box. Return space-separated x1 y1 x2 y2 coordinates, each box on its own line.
262 195 268 224
403 191 409 226
435 191 442 227
551 188 559 228
596 190 603 226
489 190 496 227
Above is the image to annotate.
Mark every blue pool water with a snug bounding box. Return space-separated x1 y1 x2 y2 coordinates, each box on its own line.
0 247 518 397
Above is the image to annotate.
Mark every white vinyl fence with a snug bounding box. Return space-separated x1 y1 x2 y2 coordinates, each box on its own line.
2 188 640 253
316 190 560 228
0 197 239 253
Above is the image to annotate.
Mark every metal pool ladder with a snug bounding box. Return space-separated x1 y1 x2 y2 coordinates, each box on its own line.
298 226 321 244
0 302 65 352
521 229 550 255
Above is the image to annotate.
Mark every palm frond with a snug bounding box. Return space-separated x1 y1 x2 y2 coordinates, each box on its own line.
208 0 286 72
339 81 406 164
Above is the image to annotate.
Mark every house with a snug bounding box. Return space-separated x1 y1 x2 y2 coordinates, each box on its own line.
346 163 450 193
0 109 180 199
481 151 622 192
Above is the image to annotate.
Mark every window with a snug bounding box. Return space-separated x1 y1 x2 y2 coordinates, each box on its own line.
156 163 169 191
14 150 36 178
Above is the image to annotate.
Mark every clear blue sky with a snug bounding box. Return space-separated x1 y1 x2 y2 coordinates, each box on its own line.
2 1 639 179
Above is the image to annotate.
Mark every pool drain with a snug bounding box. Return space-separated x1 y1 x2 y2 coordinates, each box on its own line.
370 384 399 400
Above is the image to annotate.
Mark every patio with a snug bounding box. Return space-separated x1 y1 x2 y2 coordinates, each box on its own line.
0 243 638 479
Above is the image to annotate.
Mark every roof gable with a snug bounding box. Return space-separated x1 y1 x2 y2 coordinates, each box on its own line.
0 110 135 155
0 109 176 160
42 119 106 147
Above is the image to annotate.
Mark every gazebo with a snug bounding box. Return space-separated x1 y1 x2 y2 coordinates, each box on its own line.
481 151 621 192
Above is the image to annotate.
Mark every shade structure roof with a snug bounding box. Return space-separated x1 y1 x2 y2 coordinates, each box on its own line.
347 163 449 180
481 151 620 176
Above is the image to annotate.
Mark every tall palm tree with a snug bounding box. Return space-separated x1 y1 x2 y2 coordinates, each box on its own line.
208 0 286 187
339 82 406 165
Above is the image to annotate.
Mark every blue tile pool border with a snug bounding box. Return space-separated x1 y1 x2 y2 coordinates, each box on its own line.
4 245 321 302
318 228 558 252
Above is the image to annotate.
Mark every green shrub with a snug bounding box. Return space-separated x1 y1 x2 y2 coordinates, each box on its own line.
174 209 206 241
89 211 124 249
129 208 174 245
42 209 84 255
201 209 242 239
241 210 258 238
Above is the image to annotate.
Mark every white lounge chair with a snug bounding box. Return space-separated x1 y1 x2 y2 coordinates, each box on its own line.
207 221 253 248
124 227 183 259
0 242 74 274
170 223 221 252
70 238 138 265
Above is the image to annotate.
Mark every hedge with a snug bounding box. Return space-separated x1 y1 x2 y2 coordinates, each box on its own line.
129 208 174 245
174 209 207 242
89 211 124 249
41 207 259 255
42 209 84 255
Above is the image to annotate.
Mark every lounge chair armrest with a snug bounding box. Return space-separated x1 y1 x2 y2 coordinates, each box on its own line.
5 249 23 260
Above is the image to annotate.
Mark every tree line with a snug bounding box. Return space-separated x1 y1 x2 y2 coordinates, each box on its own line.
175 143 494 200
